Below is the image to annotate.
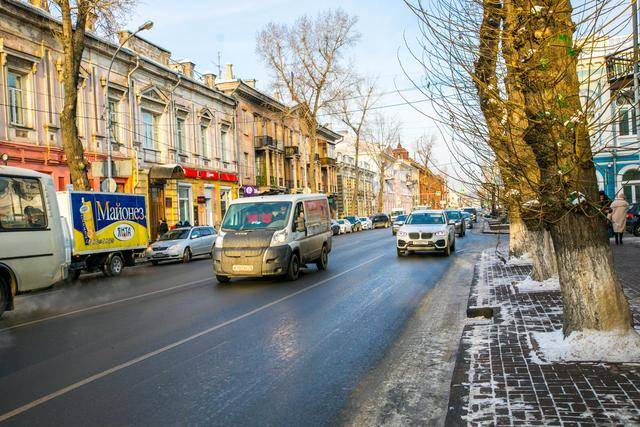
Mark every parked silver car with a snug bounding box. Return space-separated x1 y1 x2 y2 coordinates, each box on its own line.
146 226 216 264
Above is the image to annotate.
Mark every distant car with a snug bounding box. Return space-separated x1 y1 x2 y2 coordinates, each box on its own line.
371 213 391 229
626 203 640 236
331 219 341 236
462 207 478 222
146 226 216 264
445 210 466 237
337 219 353 234
392 214 408 235
344 216 362 232
359 217 372 230
461 211 473 229
396 210 455 256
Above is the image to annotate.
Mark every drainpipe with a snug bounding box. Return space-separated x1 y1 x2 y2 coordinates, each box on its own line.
633 0 640 165
127 55 141 189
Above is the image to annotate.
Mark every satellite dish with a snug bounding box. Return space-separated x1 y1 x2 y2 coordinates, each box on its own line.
101 178 117 193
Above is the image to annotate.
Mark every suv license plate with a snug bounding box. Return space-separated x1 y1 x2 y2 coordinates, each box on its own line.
232 265 254 272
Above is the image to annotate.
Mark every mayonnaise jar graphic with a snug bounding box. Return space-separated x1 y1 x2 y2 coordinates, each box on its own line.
79 197 96 245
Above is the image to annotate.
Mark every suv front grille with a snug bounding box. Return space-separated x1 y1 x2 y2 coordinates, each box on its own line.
409 232 420 239
153 247 168 251
421 232 433 239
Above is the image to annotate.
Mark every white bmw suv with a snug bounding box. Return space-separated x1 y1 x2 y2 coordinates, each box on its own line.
396 210 456 256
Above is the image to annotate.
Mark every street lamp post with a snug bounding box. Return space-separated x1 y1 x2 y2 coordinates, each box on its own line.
103 21 153 192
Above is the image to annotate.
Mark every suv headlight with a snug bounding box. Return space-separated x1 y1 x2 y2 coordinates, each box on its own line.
435 230 446 236
397 230 408 237
271 229 288 245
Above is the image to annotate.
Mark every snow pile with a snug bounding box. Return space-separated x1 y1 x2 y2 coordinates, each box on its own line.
507 253 532 266
514 276 560 293
531 329 640 363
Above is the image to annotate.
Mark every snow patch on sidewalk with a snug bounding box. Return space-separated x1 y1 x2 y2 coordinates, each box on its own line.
507 253 532 266
514 276 560 293
531 329 640 363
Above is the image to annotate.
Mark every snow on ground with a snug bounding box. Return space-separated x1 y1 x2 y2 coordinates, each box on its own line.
507 253 532 266
514 276 560 293
531 329 640 363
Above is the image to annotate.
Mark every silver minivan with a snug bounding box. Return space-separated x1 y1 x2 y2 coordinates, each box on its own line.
212 194 332 283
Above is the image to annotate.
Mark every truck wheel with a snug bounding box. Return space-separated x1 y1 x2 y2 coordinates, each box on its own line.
316 246 328 270
0 275 9 318
216 275 230 283
104 253 124 277
286 253 300 281
182 248 191 264
69 269 81 281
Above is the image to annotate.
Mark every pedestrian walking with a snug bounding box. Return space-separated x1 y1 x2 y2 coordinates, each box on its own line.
609 193 630 245
158 219 169 237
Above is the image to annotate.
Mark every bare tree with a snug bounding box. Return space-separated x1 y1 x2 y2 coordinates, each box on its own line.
256 9 360 191
46 0 135 190
365 114 402 213
331 76 378 215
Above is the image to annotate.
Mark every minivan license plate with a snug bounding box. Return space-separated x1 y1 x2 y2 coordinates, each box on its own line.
232 264 253 272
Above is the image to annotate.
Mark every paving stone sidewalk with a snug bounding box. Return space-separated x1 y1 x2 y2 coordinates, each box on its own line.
446 242 640 426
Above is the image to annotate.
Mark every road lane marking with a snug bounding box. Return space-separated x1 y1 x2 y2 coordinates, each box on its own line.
0 254 384 422
0 278 213 333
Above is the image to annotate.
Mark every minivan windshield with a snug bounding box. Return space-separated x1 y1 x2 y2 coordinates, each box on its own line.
406 213 445 225
446 210 461 220
221 202 291 231
159 229 190 241
395 215 407 222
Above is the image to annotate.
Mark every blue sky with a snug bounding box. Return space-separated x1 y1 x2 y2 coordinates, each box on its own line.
130 0 449 167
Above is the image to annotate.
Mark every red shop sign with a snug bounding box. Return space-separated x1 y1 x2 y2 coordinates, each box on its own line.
198 170 219 180
183 167 198 178
220 172 238 182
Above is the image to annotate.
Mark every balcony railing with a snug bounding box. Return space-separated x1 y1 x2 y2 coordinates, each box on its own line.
254 135 275 149
320 157 336 166
285 146 299 157
606 47 635 82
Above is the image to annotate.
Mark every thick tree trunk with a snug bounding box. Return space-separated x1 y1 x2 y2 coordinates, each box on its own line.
527 228 557 282
509 207 528 258
549 212 632 335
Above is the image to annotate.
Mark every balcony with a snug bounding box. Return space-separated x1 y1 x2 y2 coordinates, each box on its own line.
254 135 275 149
606 47 635 82
285 146 299 158
314 153 320 162
320 156 336 166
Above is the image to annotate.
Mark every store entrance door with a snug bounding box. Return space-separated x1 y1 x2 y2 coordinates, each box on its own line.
149 184 165 241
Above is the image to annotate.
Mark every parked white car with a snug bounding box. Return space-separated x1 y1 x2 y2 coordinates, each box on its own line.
396 210 455 256
146 226 216 264
359 217 372 230
337 219 353 234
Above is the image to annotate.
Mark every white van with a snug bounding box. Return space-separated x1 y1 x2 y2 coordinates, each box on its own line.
0 166 68 316
212 194 332 282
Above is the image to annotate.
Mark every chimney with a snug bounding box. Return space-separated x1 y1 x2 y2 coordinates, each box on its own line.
29 0 49 11
202 73 217 88
178 60 195 78
245 79 256 88
225 63 234 80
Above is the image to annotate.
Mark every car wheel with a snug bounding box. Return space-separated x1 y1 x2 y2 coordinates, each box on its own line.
216 275 230 283
182 247 191 263
68 269 82 281
634 223 640 237
286 252 300 281
397 248 405 257
316 245 328 271
105 253 124 277
151 260 159 266
0 275 9 318
444 243 452 256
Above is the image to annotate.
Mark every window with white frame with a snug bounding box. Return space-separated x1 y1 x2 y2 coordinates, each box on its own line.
618 106 637 137
141 110 158 149
178 185 192 224
220 127 228 163
108 99 120 143
200 122 209 158
7 70 26 126
176 117 186 153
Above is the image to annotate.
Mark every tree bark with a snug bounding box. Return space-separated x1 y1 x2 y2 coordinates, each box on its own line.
60 0 90 190
508 207 528 258
527 227 557 282
549 213 632 335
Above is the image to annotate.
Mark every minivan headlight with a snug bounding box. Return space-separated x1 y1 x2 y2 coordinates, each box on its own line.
271 229 288 245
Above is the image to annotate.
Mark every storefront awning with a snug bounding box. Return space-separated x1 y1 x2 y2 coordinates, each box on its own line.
148 164 186 180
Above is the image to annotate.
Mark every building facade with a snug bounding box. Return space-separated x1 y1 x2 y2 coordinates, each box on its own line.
334 152 376 217
0 0 242 239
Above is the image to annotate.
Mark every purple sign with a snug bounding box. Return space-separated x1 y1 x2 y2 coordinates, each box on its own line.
242 185 256 196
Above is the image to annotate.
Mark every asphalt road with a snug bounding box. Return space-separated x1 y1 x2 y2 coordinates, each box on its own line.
0 224 494 426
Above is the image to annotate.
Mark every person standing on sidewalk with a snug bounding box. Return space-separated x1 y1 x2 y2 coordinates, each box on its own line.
609 193 630 245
